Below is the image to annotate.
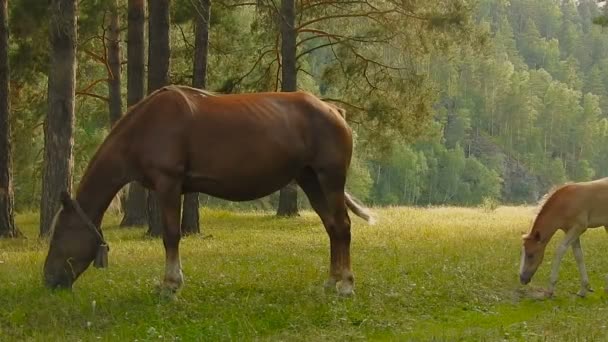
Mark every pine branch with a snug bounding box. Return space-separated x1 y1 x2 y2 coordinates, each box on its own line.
76 91 110 103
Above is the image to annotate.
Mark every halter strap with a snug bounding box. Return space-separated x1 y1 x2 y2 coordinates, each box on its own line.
71 199 108 248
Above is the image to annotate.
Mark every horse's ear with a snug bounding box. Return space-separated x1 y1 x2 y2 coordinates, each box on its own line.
59 191 74 209
522 231 541 242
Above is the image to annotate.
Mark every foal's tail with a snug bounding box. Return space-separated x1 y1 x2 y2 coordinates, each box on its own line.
345 192 376 225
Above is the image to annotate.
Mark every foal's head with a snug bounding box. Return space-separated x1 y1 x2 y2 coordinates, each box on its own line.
519 230 547 285
43 192 99 290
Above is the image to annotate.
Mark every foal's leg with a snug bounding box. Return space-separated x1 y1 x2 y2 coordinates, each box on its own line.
155 178 184 292
572 237 593 297
548 227 584 296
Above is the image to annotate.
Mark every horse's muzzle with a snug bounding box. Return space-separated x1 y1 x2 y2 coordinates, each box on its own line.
519 273 531 285
44 274 73 290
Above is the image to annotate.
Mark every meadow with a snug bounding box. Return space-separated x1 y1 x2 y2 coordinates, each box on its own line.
2 206 608 341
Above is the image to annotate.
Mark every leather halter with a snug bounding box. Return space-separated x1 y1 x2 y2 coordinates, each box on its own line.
71 199 109 268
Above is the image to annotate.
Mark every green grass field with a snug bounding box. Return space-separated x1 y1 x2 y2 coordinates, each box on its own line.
2 206 608 341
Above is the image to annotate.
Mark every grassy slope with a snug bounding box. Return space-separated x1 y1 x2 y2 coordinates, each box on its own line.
2 206 608 341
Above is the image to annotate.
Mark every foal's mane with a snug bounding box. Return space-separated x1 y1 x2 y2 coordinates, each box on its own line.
528 182 573 237
535 182 572 214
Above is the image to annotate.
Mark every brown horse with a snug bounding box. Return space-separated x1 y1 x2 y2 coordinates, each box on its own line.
519 177 608 297
43 85 375 295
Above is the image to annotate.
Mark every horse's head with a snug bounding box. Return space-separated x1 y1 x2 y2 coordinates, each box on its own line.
43 192 102 290
519 230 546 285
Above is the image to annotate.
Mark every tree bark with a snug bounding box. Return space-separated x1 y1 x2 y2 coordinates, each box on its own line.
106 0 127 220
107 0 122 126
120 0 148 228
0 0 20 238
181 0 211 235
146 0 171 237
40 0 77 237
276 0 299 217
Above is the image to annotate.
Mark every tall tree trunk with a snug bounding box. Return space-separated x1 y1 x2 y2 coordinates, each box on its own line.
181 0 210 235
107 1 122 126
40 0 77 237
0 0 20 238
146 0 171 237
276 0 299 217
106 0 126 219
120 0 148 228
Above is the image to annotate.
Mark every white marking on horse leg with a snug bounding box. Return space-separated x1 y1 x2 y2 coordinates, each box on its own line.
548 229 582 295
572 238 593 297
337 280 354 296
163 252 183 291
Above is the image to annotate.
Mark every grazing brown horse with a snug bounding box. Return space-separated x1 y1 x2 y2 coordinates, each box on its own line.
519 177 608 297
43 85 375 295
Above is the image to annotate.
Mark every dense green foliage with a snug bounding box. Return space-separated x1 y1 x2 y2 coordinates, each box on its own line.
3 207 608 340
5 0 608 211
369 0 608 206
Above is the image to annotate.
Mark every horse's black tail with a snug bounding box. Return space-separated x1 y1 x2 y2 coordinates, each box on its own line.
345 192 376 225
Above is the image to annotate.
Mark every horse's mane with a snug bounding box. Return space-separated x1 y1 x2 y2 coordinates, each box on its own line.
171 85 219 97
332 105 347 118
75 86 176 195
535 182 572 215
163 85 220 117
323 101 347 119
75 85 223 208
108 87 169 129
106 85 217 135
527 182 573 237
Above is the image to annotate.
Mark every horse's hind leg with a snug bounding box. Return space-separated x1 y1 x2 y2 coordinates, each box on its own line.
298 167 354 296
297 169 336 288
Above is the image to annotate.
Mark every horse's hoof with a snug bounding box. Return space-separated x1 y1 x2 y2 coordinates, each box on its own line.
577 283 594 297
159 288 178 301
336 281 354 296
153 281 179 301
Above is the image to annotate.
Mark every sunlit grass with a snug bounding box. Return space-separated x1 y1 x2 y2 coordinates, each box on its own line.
2 206 608 341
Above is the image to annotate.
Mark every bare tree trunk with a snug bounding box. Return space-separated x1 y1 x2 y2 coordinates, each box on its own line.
120 0 148 228
0 0 20 238
108 0 122 126
276 0 299 217
105 0 127 219
146 0 171 237
181 0 210 235
40 0 77 237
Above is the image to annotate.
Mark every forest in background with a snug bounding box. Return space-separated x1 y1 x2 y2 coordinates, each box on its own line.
5 0 608 214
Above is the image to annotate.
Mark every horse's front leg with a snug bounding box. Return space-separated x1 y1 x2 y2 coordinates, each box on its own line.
548 228 582 296
155 180 184 293
572 238 593 297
